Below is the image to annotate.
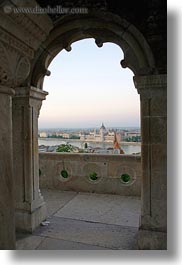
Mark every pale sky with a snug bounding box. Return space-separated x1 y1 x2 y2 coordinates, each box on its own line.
39 38 140 129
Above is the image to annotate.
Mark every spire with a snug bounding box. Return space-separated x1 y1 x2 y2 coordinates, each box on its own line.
113 131 120 149
100 123 106 130
113 131 124 154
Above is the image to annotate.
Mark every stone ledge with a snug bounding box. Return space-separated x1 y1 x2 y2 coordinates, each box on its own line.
134 74 167 89
39 152 141 161
138 229 167 250
15 202 47 233
0 85 15 95
14 86 48 100
39 153 141 196
134 74 167 97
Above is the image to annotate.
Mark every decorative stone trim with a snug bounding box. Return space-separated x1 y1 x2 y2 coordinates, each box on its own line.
0 27 34 58
0 1 53 51
0 41 12 86
56 161 73 183
0 85 15 95
0 40 31 87
7 12 47 44
14 86 48 100
32 10 156 88
133 74 167 97
134 74 167 89
83 163 103 184
39 153 141 195
116 165 136 186
15 56 31 86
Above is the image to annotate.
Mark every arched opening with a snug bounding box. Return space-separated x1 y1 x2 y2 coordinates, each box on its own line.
31 12 155 90
39 38 140 138
0 1 167 250
36 37 142 249
13 11 167 250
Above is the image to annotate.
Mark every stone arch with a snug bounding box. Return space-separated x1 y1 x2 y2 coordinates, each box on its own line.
30 11 156 89
29 12 167 250
8 9 166 250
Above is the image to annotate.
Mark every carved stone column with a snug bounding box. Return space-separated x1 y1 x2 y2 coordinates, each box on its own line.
134 74 167 249
0 86 15 249
13 86 48 232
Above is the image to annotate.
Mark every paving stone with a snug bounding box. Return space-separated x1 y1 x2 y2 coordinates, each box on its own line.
55 193 141 227
16 190 140 250
41 189 77 216
37 237 110 250
16 234 44 250
34 216 138 250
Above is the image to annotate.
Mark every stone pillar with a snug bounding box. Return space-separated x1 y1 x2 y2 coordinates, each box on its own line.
134 74 167 250
13 87 48 232
0 86 15 249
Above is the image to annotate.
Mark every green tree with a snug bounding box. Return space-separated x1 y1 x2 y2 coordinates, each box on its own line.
56 144 73 153
84 142 88 149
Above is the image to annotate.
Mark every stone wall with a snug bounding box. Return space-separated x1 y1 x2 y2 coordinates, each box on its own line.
39 153 141 196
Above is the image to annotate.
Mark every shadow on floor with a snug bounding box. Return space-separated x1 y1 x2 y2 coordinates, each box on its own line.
16 189 141 250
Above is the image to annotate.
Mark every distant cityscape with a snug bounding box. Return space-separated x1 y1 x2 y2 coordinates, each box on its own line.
38 123 141 155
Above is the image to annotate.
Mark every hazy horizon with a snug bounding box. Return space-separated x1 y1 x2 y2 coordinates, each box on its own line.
38 125 140 130
38 39 140 128
39 124 141 130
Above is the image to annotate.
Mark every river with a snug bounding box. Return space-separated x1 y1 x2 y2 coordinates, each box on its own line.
38 138 141 154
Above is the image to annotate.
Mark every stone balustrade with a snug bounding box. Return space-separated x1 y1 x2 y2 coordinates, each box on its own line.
39 153 141 196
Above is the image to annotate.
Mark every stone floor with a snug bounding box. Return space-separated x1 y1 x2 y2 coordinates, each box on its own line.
16 189 141 250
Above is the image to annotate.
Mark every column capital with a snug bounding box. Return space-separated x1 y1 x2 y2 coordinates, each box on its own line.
14 86 48 100
0 85 15 96
133 74 167 97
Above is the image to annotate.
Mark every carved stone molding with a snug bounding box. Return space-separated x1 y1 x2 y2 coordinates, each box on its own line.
133 74 167 97
0 1 53 51
61 41 72 52
14 86 48 101
0 41 13 86
0 40 31 87
13 86 48 118
15 56 31 87
31 10 156 88
120 59 127 68
95 38 103 48
0 85 15 95
0 66 8 86
8 12 47 45
0 27 34 58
